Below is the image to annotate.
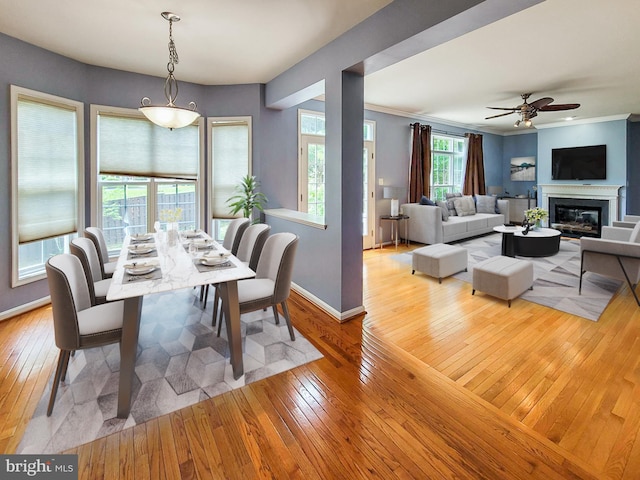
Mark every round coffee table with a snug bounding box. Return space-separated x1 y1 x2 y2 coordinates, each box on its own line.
513 227 561 257
493 226 561 257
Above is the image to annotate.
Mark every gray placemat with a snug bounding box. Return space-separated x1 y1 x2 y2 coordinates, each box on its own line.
127 248 157 260
123 266 163 283
194 259 235 273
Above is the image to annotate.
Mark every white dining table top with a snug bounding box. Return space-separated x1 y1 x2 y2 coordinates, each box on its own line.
106 231 255 301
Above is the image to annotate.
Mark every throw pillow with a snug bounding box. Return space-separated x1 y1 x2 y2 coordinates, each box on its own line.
420 195 435 206
445 192 462 216
436 201 449 221
453 195 476 217
475 195 497 214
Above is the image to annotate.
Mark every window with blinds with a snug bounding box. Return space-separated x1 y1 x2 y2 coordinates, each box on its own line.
11 86 84 285
92 107 202 252
209 118 251 220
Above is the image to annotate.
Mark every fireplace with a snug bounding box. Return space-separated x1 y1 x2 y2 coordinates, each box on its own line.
549 197 609 238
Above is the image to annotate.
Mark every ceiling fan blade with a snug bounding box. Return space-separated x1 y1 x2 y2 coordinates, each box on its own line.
485 111 515 120
529 97 554 109
539 103 580 111
486 107 517 111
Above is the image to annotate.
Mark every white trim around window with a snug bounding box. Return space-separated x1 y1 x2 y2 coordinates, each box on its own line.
10 85 85 287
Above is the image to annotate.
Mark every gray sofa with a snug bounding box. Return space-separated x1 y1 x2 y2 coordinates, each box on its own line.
401 199 509 245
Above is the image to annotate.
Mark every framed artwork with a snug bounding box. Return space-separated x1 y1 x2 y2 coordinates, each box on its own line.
510 156 536 181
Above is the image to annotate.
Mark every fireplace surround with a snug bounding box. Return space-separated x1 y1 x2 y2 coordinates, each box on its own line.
539 184 623 237
549 197 608 237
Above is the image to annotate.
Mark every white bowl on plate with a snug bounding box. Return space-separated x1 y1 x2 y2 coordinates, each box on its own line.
125 264 156 275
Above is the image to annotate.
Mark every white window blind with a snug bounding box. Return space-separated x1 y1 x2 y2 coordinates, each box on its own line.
98 114 199 180
17 99 79 243
210 121 250 218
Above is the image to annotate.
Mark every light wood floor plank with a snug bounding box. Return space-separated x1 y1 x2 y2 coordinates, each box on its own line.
2 243 640 477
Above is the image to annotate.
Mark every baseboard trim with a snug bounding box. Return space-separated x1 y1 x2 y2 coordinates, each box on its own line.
0 296 51 322
291 283 365 323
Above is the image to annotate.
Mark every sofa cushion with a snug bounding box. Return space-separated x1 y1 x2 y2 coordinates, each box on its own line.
436 201 449 221
464 215 489 231
475 195 498 214
453 196 476 217
420 195 435 206
445 192 462 216
442 216 468 237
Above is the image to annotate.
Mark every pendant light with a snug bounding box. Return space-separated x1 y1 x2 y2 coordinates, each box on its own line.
139 12 200 130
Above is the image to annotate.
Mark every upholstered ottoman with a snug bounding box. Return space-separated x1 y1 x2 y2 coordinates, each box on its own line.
472 256 534 307
412 243 468 283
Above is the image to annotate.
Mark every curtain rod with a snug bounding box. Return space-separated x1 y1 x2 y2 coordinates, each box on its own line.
409 123 464 138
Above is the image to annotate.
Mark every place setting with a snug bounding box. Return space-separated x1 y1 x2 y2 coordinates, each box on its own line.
122 259 162 282
193 250 235 272
127 242 157 259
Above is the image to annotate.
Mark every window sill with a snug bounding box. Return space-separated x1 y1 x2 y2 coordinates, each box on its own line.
264 208 327 229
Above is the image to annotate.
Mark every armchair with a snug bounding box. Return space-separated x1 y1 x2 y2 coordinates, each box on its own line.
579 222 640 305
612 214 640 229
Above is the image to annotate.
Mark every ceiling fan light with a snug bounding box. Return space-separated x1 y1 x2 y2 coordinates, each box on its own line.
514 120 521 127
524 119 533 127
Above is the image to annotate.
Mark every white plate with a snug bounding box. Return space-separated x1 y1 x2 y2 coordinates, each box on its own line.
131 233 153 242
125 264 156 276
199 257 229 266
128 245 155 254
183 230 201 238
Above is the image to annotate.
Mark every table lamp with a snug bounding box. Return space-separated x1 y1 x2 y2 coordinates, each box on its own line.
383 186 400 217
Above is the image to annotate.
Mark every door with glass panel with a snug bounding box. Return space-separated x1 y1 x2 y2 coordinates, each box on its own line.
363 134 375 249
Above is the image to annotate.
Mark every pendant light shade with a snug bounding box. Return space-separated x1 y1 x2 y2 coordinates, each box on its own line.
139 12 200 130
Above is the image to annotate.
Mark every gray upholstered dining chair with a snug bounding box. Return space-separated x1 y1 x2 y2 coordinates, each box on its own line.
70 237 112 305
208 223 271 322
579 221 640 305
84 227 117 279
223 217 250 255
217 232 299 341
45 254 125 416
200 217 250 303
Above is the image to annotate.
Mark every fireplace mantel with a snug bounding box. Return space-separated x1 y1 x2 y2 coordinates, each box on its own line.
539 184 623 223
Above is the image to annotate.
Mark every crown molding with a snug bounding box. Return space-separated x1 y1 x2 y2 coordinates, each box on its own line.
534 114 632 130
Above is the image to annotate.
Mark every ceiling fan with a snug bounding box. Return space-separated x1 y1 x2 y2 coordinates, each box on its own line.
485 93 580 127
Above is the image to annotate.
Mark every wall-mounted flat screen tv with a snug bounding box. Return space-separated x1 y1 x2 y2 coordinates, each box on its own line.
551 144 606 180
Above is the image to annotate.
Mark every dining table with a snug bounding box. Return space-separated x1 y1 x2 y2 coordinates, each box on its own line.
106 229 255 418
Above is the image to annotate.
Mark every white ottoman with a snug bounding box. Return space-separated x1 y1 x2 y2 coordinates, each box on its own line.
412 243 468 283
472 256 534 307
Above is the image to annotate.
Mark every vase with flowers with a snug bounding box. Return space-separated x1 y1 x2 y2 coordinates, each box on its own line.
159 208 183 246
524 207 548 230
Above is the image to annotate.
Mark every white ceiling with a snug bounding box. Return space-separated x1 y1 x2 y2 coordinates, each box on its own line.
1 0 638 134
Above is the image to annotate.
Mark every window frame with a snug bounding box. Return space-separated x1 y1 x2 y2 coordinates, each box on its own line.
90 104 205 254
11 85 85 287
207 116 252 241
430 133 467 201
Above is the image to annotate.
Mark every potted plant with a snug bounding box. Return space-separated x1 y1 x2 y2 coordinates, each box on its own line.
227 175 268 223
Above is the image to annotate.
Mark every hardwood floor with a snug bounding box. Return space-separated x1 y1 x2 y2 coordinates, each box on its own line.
2 244 639 478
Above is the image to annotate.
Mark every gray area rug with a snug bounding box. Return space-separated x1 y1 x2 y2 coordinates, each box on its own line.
395 233 621 322
18 289 323 454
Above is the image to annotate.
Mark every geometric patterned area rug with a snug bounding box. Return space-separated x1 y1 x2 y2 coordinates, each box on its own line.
17 288 323 454
396 233 621 322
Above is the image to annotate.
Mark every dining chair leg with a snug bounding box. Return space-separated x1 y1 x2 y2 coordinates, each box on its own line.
47 349 71 416
216 306 224 337
203 284 210 305
271 305 280 325
281 301 295 341
212 288 221 327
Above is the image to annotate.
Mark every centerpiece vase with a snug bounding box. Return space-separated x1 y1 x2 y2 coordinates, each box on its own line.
534 219 542 230
167 222 180 246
